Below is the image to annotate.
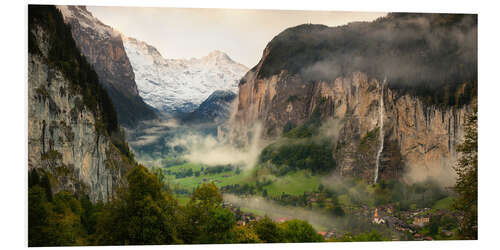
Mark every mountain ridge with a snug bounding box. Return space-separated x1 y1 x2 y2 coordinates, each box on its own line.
56 5 158 128
123 36 248 112
182 90 237 124
232 13 477 183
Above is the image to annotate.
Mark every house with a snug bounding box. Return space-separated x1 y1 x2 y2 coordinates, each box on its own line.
320 231 338 240
441 230 455 237
413 233 423 240
413 216 430 227
372 208 386 224
275 217 289 223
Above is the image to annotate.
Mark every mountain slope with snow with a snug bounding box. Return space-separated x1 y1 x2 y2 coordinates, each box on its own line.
56 5 157 127
123 37 249 112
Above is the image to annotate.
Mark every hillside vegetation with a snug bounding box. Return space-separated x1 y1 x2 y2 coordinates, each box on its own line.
245 13 477 107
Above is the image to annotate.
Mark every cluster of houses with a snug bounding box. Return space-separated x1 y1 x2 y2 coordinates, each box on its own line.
317 231 342 240
222 199 455 241
222 202 261 226
369 205 458 240
370 205 434 239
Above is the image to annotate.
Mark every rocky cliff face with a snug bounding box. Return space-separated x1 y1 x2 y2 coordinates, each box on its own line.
28 6 133 202
231 14 476 183
233 70 471 183
57 5 157 127
184 90 237 124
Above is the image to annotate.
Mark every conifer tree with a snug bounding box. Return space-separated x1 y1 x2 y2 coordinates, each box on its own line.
453 106 478 239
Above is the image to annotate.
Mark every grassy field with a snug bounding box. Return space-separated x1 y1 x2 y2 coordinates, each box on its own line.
163 162 251 191
262 171 321 196
160 161 324 198
432 196 455 210
174 195 191 206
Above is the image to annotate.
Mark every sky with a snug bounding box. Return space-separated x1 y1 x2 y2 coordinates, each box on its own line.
88 6 386 68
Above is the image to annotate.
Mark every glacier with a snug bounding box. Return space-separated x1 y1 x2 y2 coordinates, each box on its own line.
123 36 249 112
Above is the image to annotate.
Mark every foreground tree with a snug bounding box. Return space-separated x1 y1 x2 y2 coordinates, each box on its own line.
250 216 285 243
28 170 88 246
95 165 180 245
453 106 478 239
231 225 262 243
280 219 324 242
178 182 236 244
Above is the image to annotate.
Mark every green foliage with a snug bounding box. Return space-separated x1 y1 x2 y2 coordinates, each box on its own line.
283 125 315 138
260 139 336 175
282 121 297 134
231 225 262 243
95 165 180 245
417 214 459 239
178 183 236 244
360 127 379 150
253 14 477 107
28 170 88 246
287 95 299 103
29 165 330 246
28 186 53 246
198 207 236 243
251 216 285 243
453 106 478 239
280 219 324 242
334 230 390 242
250 217 323 243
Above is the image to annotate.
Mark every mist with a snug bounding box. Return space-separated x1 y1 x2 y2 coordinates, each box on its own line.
223 194 342 231
293 13 477 95
168 123 267 170
402 156 458 188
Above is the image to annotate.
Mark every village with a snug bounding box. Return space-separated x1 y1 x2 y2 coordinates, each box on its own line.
222 199 459 241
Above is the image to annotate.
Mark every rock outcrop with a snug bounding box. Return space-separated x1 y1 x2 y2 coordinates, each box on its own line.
233 70 472 183
57 5 157 127
28 6 133 202
183 90 237 124
231 14 477 183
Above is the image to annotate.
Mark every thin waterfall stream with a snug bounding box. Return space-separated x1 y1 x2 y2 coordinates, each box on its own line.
374 79 386 184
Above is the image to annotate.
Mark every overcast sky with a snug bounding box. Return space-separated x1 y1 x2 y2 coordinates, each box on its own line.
88 6 386 67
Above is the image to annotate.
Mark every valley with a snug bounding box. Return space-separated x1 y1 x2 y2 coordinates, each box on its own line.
127 112 462 241
27 5 478 246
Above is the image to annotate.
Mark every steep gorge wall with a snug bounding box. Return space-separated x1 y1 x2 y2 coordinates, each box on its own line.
57 5 157 127
232 71 471 183
28 10 133 202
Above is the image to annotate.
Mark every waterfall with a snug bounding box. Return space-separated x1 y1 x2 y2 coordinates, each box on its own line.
374 79 386 184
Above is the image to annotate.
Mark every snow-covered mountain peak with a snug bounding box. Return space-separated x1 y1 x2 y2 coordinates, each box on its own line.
202 50 232 63
123 36 249 112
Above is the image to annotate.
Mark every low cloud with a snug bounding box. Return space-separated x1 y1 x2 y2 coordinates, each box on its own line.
402 156 458 188
169 123 266 170
223 194 341 231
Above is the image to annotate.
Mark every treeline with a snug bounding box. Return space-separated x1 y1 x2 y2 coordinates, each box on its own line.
260 113 336 175
166 164 238 179
28 165 325 246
